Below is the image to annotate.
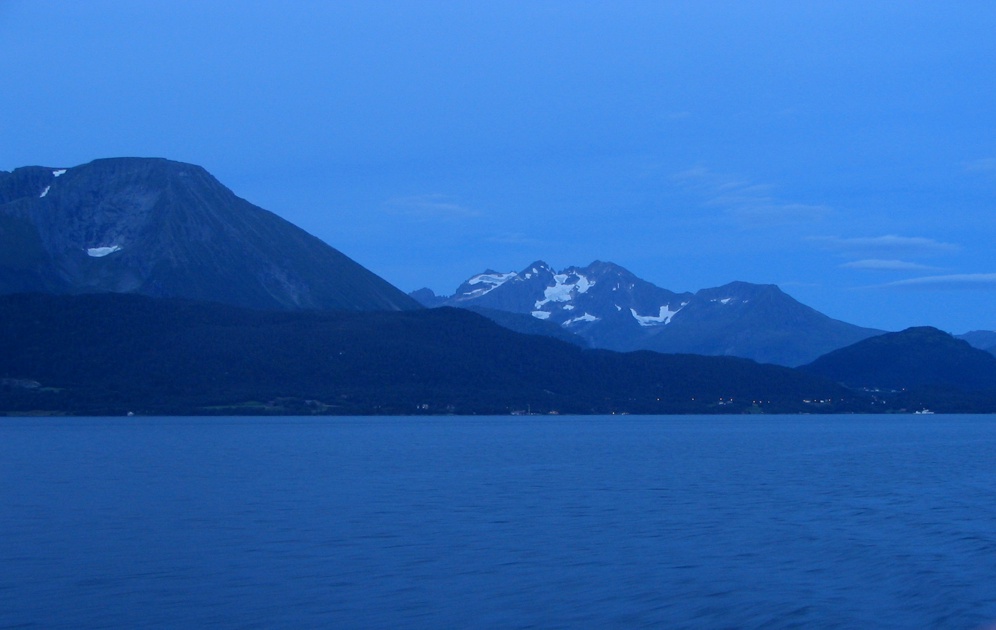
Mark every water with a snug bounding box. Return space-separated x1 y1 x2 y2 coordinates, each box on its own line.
2 415 995 628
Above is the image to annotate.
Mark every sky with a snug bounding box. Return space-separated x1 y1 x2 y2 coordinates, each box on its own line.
2 1 994 333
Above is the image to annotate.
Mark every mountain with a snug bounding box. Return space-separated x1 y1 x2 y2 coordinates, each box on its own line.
958 330 996 356
0 158 418 311
799 327 996 412
0 292 867 416
414 261 881 366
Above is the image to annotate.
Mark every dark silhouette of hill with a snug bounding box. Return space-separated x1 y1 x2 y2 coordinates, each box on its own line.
0 293 867 416
800 327 996 412
802 327 996 391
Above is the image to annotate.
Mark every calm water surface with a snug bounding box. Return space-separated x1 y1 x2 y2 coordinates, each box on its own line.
2 415 995 628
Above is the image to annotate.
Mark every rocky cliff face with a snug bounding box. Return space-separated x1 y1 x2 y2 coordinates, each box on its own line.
0 158 419 311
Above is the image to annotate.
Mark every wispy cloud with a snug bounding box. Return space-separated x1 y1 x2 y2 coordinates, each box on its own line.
811 235 960 257
486 232 542 246
964 157 996 175
840 259 941 272
871 273 996 290
731 202 831 224
779 280 823 289
672 166 830 225
383 194 481 221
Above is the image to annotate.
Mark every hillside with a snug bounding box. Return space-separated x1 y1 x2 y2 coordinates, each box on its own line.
0 158 418 311
0 292 867 416
801 327 996 391
800 327 996 412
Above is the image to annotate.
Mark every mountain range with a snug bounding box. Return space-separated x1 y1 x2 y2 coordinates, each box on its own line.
413 261 882 366
2 157 994 414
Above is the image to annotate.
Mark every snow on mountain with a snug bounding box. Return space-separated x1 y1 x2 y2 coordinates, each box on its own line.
565 312 599 325
35 169 67 199
534 271 593 310
86 245 122 257
631 305 681 326
460 271 517 298
412 261 882 366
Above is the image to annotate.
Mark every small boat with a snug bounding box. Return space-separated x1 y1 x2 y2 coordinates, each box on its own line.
914 409 935 415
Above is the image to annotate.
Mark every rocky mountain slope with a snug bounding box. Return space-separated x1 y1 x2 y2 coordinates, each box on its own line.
414 261 881 366
0 158 418 311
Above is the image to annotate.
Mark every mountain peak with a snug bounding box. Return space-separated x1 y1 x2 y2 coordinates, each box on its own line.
423 261 881 365
0 157 419 312
521 260 553 275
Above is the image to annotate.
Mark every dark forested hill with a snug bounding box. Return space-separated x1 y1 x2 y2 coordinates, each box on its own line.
800 327 996 412
801 326 996 391
0 293 867 416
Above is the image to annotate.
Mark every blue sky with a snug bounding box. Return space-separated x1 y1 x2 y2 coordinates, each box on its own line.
2 1 994 333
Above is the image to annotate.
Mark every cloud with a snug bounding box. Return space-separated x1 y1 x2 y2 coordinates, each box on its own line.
871 273 996 290
670 165 711 182
672 166 830 226
486 232 542 246
383 194 481 221
840 259 941 271
964 157 996 175
811 235 959 256
731 202 831 224
779 280 823 289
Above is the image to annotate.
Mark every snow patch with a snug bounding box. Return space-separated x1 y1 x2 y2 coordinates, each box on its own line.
39 186 50 198
565 313 599 326
87 245 122 257
531 310 551 320
468 271 516 287
711 297 733 305
533 272 594 309
630 305 680 326
461 271 516 298
52 169 67 177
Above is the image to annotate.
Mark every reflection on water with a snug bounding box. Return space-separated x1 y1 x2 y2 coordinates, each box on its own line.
2 415 996 628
